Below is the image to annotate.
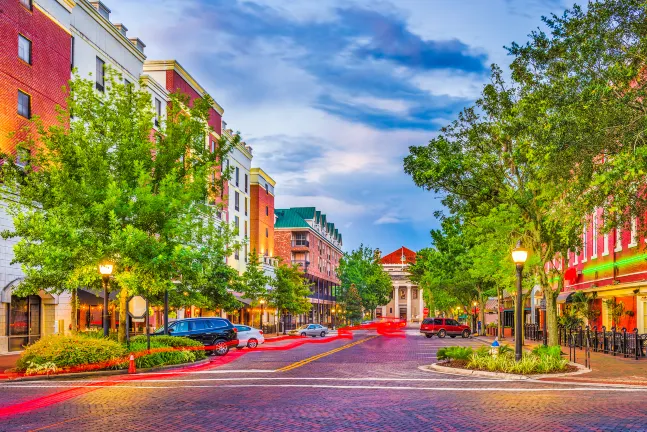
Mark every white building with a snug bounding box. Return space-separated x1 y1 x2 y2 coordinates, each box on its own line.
377 246 424 324
223 127 253 275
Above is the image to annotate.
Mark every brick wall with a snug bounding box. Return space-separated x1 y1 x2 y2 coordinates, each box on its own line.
250 184 274 256
166 70 221 135
0 1 70 154
274 230 292 264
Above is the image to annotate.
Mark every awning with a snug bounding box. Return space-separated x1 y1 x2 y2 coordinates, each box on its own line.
77 288 118 305
556 291 575 304
485 298 498 312
231 292 253 306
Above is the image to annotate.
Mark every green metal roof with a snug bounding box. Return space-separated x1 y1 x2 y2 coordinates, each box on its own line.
293 207 316 220
274 209 310 228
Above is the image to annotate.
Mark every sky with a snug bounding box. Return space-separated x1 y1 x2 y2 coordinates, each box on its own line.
108 0 569 255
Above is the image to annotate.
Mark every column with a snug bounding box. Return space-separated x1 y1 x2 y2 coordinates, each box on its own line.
406 285 412 322
393 286 397 317
418 287 423 318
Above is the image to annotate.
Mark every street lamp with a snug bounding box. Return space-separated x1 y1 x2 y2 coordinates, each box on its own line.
472 301 478 335
99 263 113 337
260 299 265 330
331 307 335 330
512 243 529 362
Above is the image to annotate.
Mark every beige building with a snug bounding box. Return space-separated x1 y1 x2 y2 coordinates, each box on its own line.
376 247 424 323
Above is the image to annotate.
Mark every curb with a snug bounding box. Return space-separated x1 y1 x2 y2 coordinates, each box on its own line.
4 357 213 382
419 362 591 380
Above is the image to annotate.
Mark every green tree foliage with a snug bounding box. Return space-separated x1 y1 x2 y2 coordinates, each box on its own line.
0 70 237 341
270 262 312 332
337 245 392 319
239 249 270 326
345 283 363 324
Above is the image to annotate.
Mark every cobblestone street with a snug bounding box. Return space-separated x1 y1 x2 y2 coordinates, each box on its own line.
1 331 647 431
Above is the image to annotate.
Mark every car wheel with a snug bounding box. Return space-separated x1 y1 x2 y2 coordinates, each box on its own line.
437 329 446 338
425 334 433 338
300 332 307 337
213 339 229 356
320 331 326 337
247 338 258 349
462 329 471 338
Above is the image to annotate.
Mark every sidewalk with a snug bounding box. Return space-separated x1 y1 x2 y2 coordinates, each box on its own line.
477 335 647 385
0 354 20 373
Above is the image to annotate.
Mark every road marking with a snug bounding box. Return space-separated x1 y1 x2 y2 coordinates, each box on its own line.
276 335 379 372
3 384 647 392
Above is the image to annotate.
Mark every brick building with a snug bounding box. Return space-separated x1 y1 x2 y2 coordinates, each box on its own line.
249 168 275 258
274 207 343 325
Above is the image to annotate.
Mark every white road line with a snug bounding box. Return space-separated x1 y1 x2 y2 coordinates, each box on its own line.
2 384 647 392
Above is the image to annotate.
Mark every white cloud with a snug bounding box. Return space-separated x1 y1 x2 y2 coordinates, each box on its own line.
375 215 405 225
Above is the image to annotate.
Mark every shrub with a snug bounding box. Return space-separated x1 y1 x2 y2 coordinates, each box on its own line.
16 334 126 372
497 344 514 356
126 335 207 368
466 350 568 374
78 330 118 342
531 345 563 359
437 346 473 361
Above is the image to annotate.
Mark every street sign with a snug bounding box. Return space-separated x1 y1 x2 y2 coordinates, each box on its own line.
423 307 429 316
128 296 147 319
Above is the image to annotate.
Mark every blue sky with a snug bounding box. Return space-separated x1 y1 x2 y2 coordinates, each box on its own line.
109 0 568 255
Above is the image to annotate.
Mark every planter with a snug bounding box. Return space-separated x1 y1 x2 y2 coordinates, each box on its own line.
420 361 590 380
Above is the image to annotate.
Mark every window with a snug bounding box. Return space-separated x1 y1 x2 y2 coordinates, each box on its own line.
234 215 240 231
173 321 189 333
235 167 239 186
582 225 588 262
591 213 598 258
154 98 161 127
70 37 74 70
244 174 248 193
95 57 105 92
615 226 622 252
244 244 248 263
244 221 247 237
17 91 30 118
266 227 269 238
573 249 578 265
234 191 240 211
629 217 638 247
209 319 227 329
190 320 207 331
265 206 269 216
433 319 443 325
18 35 31 64
244 197 248 216
265 183 269 194
20 0 32 10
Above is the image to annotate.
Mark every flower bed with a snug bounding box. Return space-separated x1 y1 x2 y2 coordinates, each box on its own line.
14 333 206 375
437 345 572 375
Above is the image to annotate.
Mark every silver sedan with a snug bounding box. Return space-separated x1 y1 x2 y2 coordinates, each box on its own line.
290 324 329 337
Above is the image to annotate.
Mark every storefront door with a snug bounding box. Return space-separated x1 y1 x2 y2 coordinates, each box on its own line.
399 307 407 320
8 295 41 351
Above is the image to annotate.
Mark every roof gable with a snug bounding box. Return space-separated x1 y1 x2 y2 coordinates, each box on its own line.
380 246 417 265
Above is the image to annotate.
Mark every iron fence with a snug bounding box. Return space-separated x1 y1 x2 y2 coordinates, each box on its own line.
553 325 647 360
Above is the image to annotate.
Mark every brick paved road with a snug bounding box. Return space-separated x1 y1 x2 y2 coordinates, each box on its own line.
1 330 647 431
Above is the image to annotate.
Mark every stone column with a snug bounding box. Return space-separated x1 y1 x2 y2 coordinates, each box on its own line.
393 286 397 317
406 286 412 322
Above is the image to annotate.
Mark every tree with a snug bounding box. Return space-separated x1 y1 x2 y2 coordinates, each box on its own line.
239 249 270 326
0 70 235 341
269 262 312 333
404 66 581 346
345 283 363 324
337 245 392 319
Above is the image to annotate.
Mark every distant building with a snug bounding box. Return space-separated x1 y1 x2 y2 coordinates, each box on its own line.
378 247 423 323
274 207 343 325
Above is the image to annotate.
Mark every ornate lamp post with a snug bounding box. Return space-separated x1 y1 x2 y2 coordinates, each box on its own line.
331 307 335 330
99 263 113 337
512 243 529 362
472 301 478 334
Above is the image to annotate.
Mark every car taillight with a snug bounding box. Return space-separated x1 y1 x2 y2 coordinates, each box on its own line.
232 327 237 333
259 330 263 335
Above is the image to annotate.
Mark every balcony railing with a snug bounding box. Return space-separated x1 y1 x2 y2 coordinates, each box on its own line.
291 260 309 268
291 240 309 247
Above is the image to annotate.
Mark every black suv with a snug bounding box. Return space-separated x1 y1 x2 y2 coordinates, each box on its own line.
153 317 238 356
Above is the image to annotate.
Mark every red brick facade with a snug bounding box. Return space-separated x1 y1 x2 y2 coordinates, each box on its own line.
164 70 221 135
0 1 71 155
250 183 274 256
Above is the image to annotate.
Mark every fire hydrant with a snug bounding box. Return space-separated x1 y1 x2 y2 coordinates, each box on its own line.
490 337 500 357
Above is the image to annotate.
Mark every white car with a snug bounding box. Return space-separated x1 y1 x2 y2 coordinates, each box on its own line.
289 324 329 337
234 325 265 349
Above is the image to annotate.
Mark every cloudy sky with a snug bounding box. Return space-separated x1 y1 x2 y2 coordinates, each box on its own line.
109 0 568 254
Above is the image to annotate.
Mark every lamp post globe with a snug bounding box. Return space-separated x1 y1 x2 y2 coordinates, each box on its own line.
98 263 113 337
511 243 529 362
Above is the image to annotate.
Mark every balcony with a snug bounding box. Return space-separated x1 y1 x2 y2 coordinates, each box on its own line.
292 260 310 269
291 240 309 247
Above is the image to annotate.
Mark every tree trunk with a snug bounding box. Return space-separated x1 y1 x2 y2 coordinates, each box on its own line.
70 289 78 333
118 287 128 343
546 290 559 346
497 287 503 339
479 298 486 336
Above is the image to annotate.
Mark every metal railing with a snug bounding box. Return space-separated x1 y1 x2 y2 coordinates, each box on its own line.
556 325 647 360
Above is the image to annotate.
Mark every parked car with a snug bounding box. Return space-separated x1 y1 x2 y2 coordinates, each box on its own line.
234 325 265 349
289 324 329 337
153 317 238 356
420 317 471 339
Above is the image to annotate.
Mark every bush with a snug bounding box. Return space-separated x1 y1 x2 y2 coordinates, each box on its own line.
127 335 207 368
531 345 563 359
78 330 118 342
465 344 568 374
437 346 473 361
16 335 126 372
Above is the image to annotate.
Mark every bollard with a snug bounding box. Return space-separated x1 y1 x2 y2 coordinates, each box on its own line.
622 328 628 358
602 326 607 354
128 354 136 374
612 327 617 356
